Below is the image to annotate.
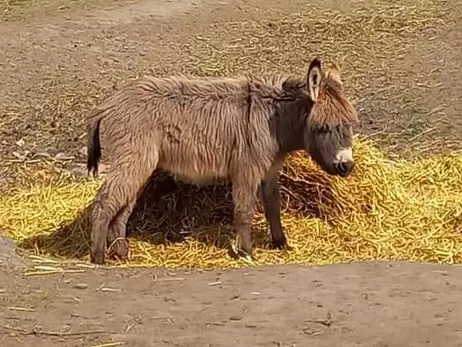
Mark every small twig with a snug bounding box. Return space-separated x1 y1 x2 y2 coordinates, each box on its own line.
25 266 86 276
407 126 436 143
2 325 108 337
309 319 332 327
306 313 333 327
306 319 332 327
28 255 60 263
91 343 124 347
303 327 323 336
100 288 122 293
8 307 35 312
152 275 185 282
206 322 225 327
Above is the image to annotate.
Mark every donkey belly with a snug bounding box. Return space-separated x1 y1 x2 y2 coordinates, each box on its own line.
169 172 229 186
162 163 230 186
158 145 232 186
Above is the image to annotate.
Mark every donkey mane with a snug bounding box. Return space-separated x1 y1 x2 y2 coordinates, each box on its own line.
245 73 358 129
128 73 356 121
139 74 249 101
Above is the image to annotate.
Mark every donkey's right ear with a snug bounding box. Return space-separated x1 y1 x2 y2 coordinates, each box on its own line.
307 58 323 102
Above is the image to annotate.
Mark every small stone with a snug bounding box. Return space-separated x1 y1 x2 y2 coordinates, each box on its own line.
15 139 25 147
11 152 25 160
79 146 88 156
74 283 88 290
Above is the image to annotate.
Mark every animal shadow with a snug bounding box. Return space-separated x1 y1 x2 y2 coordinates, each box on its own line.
19 168 337 260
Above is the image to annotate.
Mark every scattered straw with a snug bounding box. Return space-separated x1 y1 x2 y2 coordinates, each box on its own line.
2 325 108 337
0 138 461 269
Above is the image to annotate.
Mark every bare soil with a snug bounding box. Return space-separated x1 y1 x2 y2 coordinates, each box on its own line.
2 247 462 347
1 0 462 345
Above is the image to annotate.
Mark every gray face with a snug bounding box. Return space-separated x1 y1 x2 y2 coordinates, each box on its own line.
306 124 355 177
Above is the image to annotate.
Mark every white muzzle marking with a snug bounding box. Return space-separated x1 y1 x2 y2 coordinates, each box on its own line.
334 147 353 164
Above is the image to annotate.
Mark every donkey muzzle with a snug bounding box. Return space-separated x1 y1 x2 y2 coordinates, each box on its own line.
334 160 355 177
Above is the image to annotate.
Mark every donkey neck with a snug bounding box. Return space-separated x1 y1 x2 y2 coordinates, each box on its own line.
271 97 312 155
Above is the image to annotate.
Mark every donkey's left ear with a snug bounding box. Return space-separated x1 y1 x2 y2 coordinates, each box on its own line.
307 58 323 102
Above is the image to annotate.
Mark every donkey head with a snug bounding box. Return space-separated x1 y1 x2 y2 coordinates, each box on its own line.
304 58 359 177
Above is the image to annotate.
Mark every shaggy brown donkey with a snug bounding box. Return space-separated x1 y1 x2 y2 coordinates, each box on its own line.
87 58 359 265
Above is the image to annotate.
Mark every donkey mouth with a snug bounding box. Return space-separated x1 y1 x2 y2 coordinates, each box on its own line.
317 161 354 178
334 161 355 177
316 162 338 176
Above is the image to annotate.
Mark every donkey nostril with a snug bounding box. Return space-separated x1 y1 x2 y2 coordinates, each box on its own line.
335 161 354 177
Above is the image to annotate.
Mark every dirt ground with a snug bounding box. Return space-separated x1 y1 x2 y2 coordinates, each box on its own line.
1 0 462 345
2 243 462 347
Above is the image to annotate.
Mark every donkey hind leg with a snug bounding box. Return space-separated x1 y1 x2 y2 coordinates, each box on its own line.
90 155 159 265
106 198 136 261
231 178 259 261
259 177 290 250
90 182 112 265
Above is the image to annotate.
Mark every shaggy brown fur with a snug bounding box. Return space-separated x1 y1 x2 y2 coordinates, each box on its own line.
86 58 359 264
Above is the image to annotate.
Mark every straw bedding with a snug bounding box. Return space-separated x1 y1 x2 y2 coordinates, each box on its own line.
0 138 461 269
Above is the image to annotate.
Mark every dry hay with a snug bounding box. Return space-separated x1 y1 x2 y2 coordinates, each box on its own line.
0 137 461 269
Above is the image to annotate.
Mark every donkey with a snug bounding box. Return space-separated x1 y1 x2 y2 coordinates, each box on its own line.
86 58 359 265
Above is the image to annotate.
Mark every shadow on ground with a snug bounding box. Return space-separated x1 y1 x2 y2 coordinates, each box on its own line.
18 169 337 260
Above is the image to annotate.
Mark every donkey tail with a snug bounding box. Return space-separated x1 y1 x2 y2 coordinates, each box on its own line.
87 117 102 177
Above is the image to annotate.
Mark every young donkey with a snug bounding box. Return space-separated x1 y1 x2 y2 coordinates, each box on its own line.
86 58 359 265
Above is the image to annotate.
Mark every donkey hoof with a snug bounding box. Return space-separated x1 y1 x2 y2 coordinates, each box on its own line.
231 243 253 262
240 254 255 265
272 236 290 250
107 238 129 261
110 250 129 261
235 248 255 264
113 249 129 261
90 251 105 265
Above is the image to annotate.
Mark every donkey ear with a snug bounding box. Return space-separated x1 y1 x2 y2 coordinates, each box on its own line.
326 61 343 85
331 60 342 72
307 58 323 102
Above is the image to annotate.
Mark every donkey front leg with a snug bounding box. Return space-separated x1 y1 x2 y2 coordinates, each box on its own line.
232 178 259 260
259 176 289 250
